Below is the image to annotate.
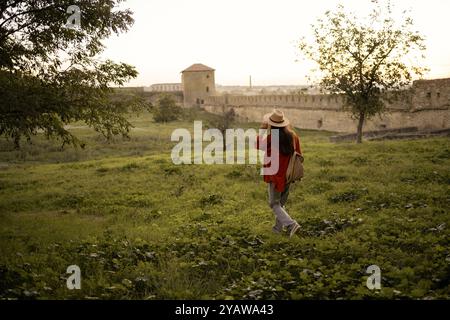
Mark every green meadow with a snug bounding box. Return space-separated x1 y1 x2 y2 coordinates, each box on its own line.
0 110 449 299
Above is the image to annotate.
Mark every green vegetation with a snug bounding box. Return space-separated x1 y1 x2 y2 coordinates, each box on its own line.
0 110 449 299
298 0 427 143
0 1 145 148
153 94 182 123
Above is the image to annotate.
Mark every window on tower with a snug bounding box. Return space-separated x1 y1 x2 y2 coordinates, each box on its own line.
206 86 209 93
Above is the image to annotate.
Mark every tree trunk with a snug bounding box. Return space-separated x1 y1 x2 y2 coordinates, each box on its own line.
356 112 365 144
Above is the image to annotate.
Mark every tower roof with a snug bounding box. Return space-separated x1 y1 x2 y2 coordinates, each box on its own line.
181 63 215 73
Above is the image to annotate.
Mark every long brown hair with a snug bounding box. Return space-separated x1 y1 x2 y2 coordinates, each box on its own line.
270 125 297 155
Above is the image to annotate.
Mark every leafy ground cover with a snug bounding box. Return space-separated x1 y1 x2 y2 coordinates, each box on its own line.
0 110 449 299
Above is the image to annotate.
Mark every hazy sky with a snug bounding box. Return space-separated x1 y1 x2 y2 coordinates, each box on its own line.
101 0 450 86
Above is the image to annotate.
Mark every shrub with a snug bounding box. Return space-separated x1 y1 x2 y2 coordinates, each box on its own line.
153 94 182 123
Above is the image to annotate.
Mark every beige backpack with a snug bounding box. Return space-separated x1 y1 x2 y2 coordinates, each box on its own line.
286 138 304 184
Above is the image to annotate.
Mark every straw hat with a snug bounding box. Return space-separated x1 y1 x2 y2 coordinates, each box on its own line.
263 109 290 127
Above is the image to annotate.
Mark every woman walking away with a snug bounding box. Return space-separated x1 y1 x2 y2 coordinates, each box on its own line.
257 109 303 238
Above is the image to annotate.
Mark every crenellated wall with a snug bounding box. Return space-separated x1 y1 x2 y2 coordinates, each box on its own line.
203 78 450 133
206 93 346 110
142 91 184 106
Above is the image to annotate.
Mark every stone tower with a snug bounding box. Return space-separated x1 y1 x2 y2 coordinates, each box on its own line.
181 63 215 107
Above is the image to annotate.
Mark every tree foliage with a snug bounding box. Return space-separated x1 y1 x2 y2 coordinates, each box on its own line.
0 0 148 148
213 107 236 148
215 107 236 136
153 94 182 123
298 0 428 143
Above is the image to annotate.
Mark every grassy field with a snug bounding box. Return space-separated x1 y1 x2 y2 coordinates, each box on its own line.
0 109 449 300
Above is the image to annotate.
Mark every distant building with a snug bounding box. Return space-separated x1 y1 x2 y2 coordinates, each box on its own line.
144 63 449 133
149 83 182 92
181 63 216 107
216 84 315 95
203 77 450 133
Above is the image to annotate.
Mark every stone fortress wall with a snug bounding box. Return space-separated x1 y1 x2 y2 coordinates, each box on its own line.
140 64 450 134
203 78 450 133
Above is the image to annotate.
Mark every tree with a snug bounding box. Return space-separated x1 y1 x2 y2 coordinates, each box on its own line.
213 106 236 149
216 107 236 135
153 94 182 123
0 0 148 148
298 0 428 143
